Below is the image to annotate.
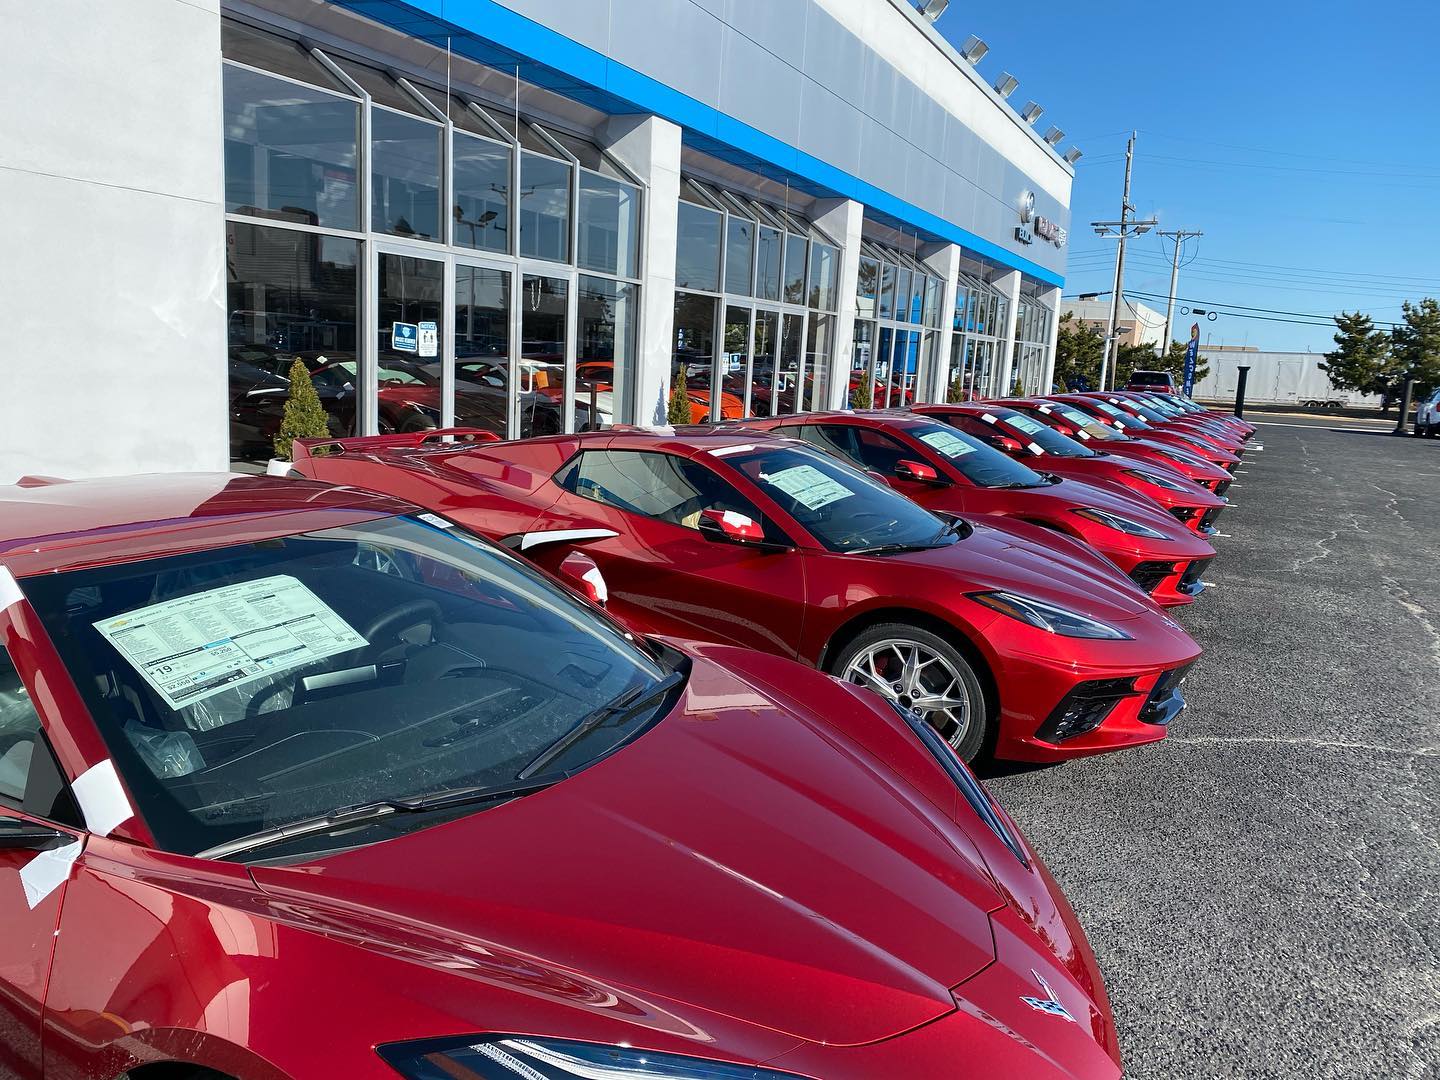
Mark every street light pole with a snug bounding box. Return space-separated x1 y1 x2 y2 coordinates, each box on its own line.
1157 228 1203 355
1100 131 1136 392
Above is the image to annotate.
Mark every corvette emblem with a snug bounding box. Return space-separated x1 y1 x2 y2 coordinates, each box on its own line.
1021 971 1076 1023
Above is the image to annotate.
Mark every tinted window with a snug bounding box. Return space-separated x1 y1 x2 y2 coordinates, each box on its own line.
558 450 776 539
519 153 572 263
726 445 953 554
724 217 754 296
782 234 808 305
993 412 1095 458
755 226 783 302
371 109 441 240
23 518 666 859
452 133 510 254
578 172 640 278
675 202 722 292
905 420 1047 488
0 646 41 805
1041 403 1124 440
1087 399 1151 431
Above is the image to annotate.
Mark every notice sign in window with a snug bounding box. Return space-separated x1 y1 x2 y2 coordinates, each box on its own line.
93 576 368 711
919 429 977 458
761 465 854 511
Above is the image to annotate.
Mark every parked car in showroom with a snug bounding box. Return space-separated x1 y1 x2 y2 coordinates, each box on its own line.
743 410 1217 607
291 426 1200 764
0 472 1127 1079
912 402 1228 536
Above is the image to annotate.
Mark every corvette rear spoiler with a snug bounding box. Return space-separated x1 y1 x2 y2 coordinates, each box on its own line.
292 427 500 466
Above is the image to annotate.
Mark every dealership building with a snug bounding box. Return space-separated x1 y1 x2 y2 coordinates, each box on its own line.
0 0 1074 480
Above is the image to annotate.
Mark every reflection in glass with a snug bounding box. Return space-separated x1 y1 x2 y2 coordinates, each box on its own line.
521 275 570 433
223 65 359 229
722 306 752 417
878 263 896 320
887 330 920 408
374 254 445 432
808 243 838 312
783 234 808 305
578 173 640 278
453 133 510 254
371 109 441 240
894 269 912 324
672 292 718 422
909 271 926 324
519 153 572 263
226 222 358 462
453 265 511 439
724 217 754 296
875 327 894 407
856 257 878 321
675 202 722 292
851 320 875 409
750 310 780 417
578 276 638 430
755 226 782 302
779 313 806 414
805 314 833 411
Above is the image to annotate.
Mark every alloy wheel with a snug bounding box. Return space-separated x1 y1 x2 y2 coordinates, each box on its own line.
842 639 973 749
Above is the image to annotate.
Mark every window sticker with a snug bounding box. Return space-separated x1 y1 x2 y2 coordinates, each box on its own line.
918 430 977 458
93 575 368 712
1007 414 1046 435
759 465 855 511
416 512 454 529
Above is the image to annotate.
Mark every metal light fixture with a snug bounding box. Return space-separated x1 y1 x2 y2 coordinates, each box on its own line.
993 73 1019 99
1063 147 1083 164
1042 126 1065 146
1020 101 1044 124
959 35 989 64
917 0 949 21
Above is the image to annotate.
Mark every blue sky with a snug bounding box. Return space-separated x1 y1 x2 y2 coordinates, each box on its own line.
936 1 1440 352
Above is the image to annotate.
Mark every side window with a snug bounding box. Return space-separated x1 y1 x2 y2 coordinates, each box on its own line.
830 426 911 476
944 414 994 441
792 424 859 467
558 450 775 536
0 645 42 806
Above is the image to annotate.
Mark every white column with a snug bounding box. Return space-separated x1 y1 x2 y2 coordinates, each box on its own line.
919 242 962 403
600 114 682 425
991 269 1023 399
809 198 865 411
1038 284 1063 395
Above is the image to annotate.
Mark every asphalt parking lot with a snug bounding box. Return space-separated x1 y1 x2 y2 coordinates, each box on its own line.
981 414 1440 1079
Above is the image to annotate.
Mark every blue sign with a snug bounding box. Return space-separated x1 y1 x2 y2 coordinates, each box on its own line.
392 321 418 353
1182 323 1200 396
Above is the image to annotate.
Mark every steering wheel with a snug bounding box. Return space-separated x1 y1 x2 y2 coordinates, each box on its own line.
359 599 443 653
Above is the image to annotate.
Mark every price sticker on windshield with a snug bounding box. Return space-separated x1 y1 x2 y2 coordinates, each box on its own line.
1007 414 1046 435
759 465 854 511
918 430 977 458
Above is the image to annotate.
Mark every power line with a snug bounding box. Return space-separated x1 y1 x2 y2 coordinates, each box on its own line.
1064 289 1404 328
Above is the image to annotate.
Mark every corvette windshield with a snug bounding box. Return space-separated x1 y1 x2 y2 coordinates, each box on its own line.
1116 398 1171 423
909 421 1048 488
1087 399 1151 431
1041 404 1124 441
729 445 956 554
22 517 670 860
992 412 1096 458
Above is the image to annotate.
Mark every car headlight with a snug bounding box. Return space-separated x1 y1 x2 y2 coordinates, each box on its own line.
970 590 1132 640
1072 506 1169 539
380 1037 804 1079
1124 468 1189 493
1152 447 1204 468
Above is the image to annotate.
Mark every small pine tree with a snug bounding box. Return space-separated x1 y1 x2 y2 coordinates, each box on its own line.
1011 375 1024 397
274 359 331 461
947 371 967 403
667 367 694 425
851 375 874 410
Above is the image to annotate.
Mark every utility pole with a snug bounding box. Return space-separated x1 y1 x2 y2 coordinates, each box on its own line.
1091 132 1155 391
1157 228 1203 355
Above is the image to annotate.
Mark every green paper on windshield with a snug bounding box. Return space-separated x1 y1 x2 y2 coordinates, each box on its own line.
919 430 977 458
760 464 855 510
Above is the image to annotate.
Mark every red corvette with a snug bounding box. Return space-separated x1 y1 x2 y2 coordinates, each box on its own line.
1052 394 1242 471
1098 392 1248 452
0 472 1124 1079
743 411 1216 607
913 402 1228 537
293 427 1201 764
1127 391 1257 443
1002 398 1236 497
1157 393 1258 439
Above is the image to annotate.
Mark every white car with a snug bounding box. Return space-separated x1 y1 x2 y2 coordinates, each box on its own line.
1415 388 1440 437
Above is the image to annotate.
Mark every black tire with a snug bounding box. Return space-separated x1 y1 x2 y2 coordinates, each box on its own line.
827 622 989 762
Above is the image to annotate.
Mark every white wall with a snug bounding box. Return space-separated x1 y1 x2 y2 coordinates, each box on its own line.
0 0 228 484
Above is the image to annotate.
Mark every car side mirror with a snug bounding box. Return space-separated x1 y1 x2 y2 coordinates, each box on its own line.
557 551 608 607
0 817 69 851
988 435 1025 454
698 508 767 545
894 459 942 483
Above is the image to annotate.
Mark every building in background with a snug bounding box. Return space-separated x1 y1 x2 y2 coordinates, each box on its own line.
1062 298 1166 351
0 0 1075 480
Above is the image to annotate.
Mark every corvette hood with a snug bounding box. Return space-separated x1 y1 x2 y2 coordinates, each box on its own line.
250 656 1006 1046
996 475 1195 537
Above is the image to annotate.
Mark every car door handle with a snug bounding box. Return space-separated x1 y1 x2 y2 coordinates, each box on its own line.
0 819 72 850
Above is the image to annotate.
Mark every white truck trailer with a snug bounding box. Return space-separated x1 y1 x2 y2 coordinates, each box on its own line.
1190 352 1382 409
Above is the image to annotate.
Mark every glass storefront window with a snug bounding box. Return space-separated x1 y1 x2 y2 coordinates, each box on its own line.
673 292 718 422
778 313 805 414
223 65 359 230
857 257 879 321
805 314 833 411
894 268 912 323
909 271 926 325
924 276 942 329
519 153 572 263
675 202 722 292
851 320 875 409
521 274 569 433
722 305 752 417
578 173 640 278
578 275 638 430
808 243 838 312
750 310 780 417
755 226 783 302
375 253 445 432
226 221 358 462
782 234 808 305
452 132 510 254
724 218 754 296
879 262 896 320
453 264 511 439
371 109 441 240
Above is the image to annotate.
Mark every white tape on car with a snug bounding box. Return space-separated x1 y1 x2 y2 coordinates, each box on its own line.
580 567 609 604
19 841 82 909
519 528 619 551
71 760 133 837
0 566 22 611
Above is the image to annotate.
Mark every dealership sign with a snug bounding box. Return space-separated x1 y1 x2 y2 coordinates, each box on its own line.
1016 191 1065 248
1034 216 1067 248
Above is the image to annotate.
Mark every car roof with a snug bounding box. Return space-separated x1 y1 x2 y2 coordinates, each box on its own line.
0 473 413 578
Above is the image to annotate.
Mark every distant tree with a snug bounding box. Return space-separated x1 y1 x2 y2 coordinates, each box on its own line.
1321 311 1395 404
1053 314 1105 390
667 367 694 425
274 359 330 461
1391 298 1440 396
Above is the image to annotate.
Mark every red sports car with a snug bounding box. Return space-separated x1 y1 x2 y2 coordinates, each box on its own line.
1126 391 1257 442
1100 392 1249 452
913 402 1228 537
1157 393 1258 438
0 472 1124 1079
292 427 1201 763
1052 394 1242 471
743 411 1217 607
1002 398 1236 496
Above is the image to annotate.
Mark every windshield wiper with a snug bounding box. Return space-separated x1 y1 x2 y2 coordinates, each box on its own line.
928 516 970 545
199 778 560 861
518 669 687 780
